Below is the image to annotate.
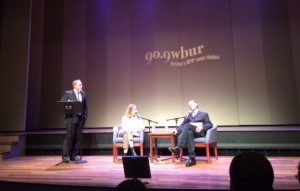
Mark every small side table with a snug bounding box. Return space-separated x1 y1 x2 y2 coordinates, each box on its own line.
149 132 176 163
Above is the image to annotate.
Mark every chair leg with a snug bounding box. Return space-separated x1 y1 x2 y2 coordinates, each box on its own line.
179 148 183 162
113 145 116 162
206 145 211 163
214 144 218 160
140 145 144 156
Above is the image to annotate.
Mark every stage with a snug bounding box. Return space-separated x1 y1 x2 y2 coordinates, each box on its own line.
0 155 299 191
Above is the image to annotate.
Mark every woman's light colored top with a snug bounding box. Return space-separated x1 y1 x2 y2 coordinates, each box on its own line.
120 115 145 133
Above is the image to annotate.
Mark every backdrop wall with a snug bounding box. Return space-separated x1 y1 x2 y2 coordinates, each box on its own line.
0 0 299 131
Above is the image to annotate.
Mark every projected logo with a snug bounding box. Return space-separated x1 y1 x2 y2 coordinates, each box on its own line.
145 44 220 67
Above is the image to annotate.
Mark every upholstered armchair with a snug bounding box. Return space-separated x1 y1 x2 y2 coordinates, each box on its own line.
179 124 218 163
112 124 145 162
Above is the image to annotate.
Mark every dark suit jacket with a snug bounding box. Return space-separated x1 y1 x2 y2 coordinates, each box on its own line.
177 111 212 135
60 90 88 121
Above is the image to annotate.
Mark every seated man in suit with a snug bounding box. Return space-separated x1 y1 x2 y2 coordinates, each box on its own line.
169 99 213 167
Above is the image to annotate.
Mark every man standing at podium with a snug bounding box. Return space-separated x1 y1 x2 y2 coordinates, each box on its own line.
61 79 88 164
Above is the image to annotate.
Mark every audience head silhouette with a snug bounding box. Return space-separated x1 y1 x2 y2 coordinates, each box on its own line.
115 179 147 191
229 151 274 191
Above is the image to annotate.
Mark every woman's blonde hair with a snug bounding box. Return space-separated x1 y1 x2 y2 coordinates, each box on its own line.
124 104 137 118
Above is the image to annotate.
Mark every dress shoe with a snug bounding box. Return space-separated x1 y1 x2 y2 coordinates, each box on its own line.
70 159 87 164
71 156 80 161
168 147 180 154
62 157 69 163
185 158 196 167
70 156 87 164
70 160 80 164
70 157 81 164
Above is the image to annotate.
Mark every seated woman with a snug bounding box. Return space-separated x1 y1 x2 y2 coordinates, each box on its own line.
119 104 144 156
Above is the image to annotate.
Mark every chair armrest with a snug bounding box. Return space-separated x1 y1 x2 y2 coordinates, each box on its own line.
113 125 121 144
138 130 145 144
205 125 217 144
